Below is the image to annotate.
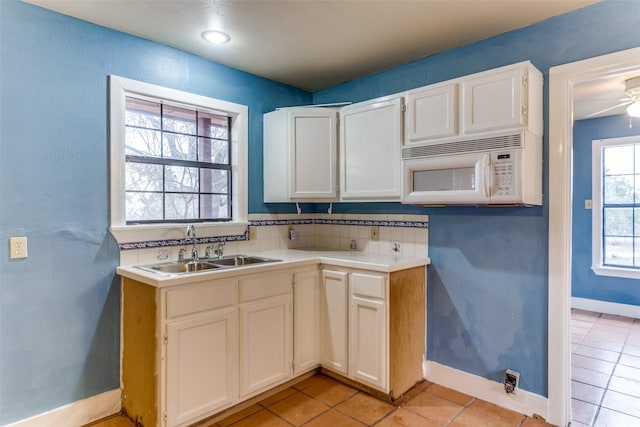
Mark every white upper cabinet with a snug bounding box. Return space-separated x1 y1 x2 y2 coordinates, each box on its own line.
406 84 458 143
463 67 523 133
340 97 403 201
264 107 338 202
405 61 543 145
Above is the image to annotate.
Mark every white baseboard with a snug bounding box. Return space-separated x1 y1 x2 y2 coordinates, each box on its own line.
572 297 640 319
4 389 121 427
423 361 548 421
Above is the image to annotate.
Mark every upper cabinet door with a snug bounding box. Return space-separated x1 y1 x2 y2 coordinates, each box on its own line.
406 84 458 143
340 97 403 201
462 67 524 134
290 110 338 200
264 107 337 202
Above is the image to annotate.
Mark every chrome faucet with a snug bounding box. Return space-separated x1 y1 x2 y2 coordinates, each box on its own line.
186 224 198 261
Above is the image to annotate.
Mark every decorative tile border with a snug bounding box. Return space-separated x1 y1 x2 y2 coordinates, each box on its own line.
118 217 428 250
118 229 249 251
248 218 429 228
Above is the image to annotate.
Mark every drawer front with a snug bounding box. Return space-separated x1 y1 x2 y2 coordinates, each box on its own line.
166 280 237 319
240 271 292 302
350 273 385 299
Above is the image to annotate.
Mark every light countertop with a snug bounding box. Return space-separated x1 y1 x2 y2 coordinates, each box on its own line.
116 248 430 288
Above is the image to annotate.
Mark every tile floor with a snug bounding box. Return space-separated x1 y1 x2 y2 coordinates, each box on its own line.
89 374 551 427
571 308 640 426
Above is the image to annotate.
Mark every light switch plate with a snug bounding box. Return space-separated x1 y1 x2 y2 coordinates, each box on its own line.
10 236 28 259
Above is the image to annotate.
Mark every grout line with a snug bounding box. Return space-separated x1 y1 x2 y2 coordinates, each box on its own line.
571 309 640 426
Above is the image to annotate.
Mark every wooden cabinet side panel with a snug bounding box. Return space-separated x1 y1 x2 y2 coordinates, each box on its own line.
122 278 158 427
388 267 426 398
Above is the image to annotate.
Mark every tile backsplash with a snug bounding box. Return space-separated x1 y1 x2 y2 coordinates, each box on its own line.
118 213 428 266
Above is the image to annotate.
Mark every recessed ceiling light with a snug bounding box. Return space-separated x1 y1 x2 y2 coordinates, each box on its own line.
201 30 230 45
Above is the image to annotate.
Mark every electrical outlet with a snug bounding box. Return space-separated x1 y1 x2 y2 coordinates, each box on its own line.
249 226 257 241
370 226 380 241
10 236 28 259
504 369 520 394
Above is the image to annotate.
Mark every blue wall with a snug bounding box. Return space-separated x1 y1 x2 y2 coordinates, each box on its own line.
572 115 640 305
314 0 640 397
3 0 640 423
0 1 309 423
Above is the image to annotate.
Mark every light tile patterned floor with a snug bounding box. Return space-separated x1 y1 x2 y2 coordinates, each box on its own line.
88 374 552 427
571 308 640 426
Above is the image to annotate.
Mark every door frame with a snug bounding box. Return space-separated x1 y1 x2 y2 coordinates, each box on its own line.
548 46 640 426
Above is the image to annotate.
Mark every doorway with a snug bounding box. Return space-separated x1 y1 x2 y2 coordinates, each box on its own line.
548 46 640 426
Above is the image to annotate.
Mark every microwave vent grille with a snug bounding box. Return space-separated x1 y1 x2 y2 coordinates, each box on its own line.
402 133 523 159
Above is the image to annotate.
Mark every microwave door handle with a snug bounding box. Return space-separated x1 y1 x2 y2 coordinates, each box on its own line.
483 156 493 197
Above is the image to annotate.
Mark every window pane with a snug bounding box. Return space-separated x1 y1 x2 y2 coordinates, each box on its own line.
125 163 162 191
126 192 163 222
201 194 229 219
604 236 634 266
604 145 634 175
604 207 633 236
200 169 228 194
125 98 161 129
165 193 197 220
199 137 229 164
198 112 229 139
163 105 196 135
604 175 634 204
125 128 162 157
165 166 198 192
163 133 197 160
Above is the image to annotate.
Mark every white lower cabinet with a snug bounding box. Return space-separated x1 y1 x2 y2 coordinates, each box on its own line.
294 269 320 374
320 267 425 398
121 263 424 427
166 308 237 427
320 270 349 375
349 273 387 391
239 271 293 398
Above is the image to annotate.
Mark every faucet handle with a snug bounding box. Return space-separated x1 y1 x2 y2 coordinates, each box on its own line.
177 248 186 262
205 245 214 260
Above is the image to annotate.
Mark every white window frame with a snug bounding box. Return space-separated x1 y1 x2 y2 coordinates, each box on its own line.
108 75 248 244
592 135 640 279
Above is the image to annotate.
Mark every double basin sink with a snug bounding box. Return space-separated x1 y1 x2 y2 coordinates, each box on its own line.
136 255 281 276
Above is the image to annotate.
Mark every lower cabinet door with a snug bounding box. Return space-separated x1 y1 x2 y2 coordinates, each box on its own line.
294 270 320 374
350 295 386 390
320 270 348 374
239 294 292 397
166 308 237 427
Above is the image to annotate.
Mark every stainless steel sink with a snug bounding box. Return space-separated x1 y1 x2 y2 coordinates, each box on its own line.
135 255 281 276
208 255 281 267
136 260 224 275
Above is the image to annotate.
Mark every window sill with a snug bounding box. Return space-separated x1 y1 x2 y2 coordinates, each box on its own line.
591 265 640 280
109 222 249 245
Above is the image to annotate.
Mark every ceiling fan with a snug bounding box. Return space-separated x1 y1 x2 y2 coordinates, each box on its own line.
586 76 640 118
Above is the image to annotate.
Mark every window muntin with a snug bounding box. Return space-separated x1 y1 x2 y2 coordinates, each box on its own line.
124 96 231 224
592 136 640 278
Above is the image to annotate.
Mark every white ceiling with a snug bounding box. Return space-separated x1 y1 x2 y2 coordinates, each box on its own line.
26 0 601 92
26 0 632 120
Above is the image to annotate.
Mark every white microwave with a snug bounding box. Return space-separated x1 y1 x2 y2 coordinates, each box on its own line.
401 131 542 205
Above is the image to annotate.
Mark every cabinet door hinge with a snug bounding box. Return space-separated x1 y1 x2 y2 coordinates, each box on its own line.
521 105 528 117
522 76 528 87
164 333 168 345
401 103 407 113
163 411 168 422
291 360 296 371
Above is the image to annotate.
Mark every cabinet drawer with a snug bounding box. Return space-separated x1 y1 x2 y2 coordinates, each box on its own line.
240 271 292 302
166 280 237 319
350 273 385 299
